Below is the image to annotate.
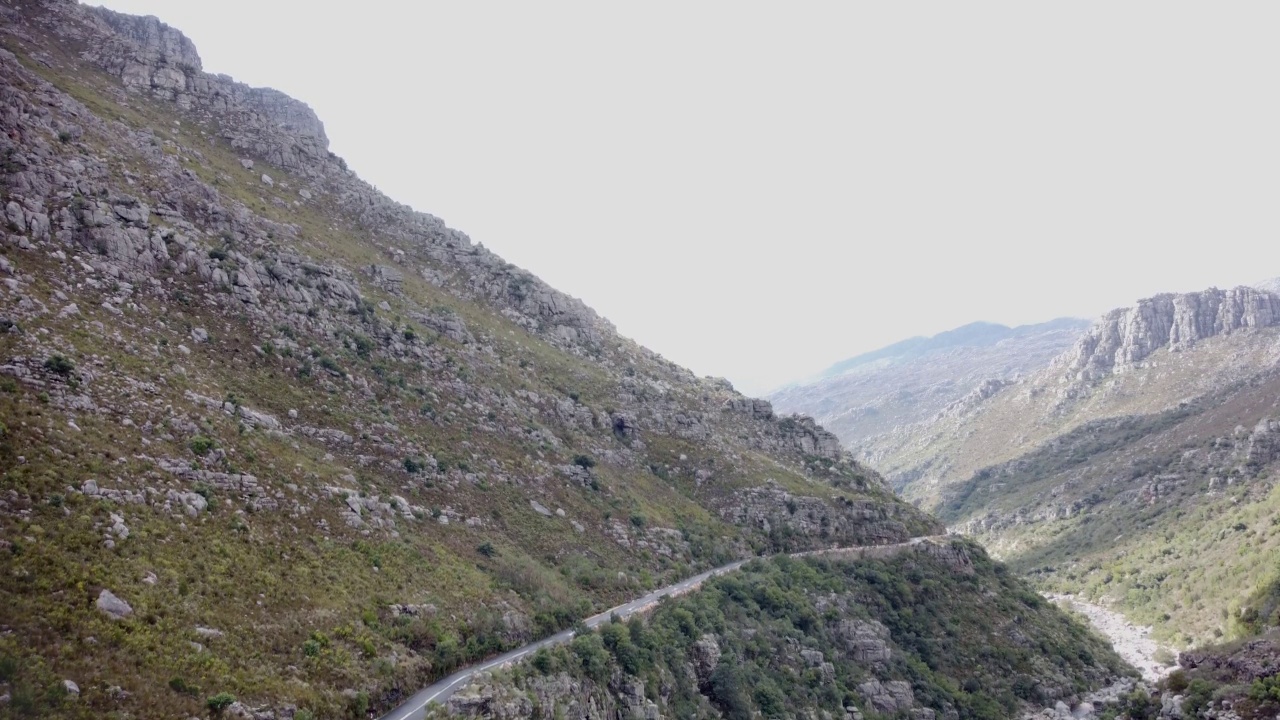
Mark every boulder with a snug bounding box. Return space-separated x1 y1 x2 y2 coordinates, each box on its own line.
96 589 133 620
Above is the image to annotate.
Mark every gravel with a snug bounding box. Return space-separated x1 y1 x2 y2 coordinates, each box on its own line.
1049 594 1174 681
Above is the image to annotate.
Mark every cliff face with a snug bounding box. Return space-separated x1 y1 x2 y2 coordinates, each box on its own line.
79 5 332 163
1061 287 1280 380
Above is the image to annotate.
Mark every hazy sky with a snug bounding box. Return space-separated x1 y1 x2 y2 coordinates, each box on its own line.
98 2 1279 394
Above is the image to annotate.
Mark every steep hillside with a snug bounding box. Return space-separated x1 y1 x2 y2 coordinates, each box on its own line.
440 539 1131 720
769 319 1089 451
872 285 1280 649
0 3 947 718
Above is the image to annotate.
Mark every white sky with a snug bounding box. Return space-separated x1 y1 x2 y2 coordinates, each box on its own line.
97 2 1280 394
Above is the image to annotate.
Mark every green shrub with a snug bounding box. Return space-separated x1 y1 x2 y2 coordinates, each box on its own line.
347 690 369 718
350 333 374 358
1163 669 1189 694
1250 673 1280 703
572 454 596 469
43 355 74 375
207 692 236 712
477 542 497 558
1184 679 1216 716
1121 688 1157 720
189 436 216 456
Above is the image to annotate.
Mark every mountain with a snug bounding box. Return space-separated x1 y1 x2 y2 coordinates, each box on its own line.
770 318 1090 450
0 3 1134 719
870 284 1280 649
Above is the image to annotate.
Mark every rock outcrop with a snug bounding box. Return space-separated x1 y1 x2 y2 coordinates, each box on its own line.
1061 286 1280 381
717 481 916 547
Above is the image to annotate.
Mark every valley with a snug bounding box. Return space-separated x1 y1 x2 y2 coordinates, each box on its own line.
779 286 1280 716
2 2 1278 720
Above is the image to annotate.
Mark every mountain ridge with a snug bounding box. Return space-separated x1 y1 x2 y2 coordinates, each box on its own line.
770 317 1090 453
814 318 1092 382
0 3 948 717
0 3 1135 719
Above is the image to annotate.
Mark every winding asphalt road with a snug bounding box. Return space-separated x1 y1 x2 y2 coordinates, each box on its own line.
378 536 940 720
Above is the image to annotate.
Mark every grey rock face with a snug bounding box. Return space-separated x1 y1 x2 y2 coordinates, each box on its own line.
1179 637 1280 681
1246 418 1280 469
718 481 914 546
448 671 615 720
81 5 329 169
836 619 892 664
1062 286 1280 380
858 679 915 714
95 589 133 620
690 634 720 682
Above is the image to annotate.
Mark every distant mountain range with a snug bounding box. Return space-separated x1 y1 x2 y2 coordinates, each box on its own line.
770 318 1092 449
814 318 1093 380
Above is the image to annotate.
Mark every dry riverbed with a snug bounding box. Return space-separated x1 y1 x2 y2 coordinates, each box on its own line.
1048 594 1175 682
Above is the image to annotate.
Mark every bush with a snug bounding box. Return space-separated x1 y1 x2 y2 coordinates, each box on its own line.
1250 673 1280 703
403 457 422 474
347 690 369 718
1121 688 1157 720
43 355 74 376
1184 679 1216 716
477 542 497 558
1163 669 1189 694
207 692 236 713
573 454 596 469
350 333 374 358
571 633 610 683
189 436 216 456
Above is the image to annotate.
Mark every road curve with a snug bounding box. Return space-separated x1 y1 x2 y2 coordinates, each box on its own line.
378 535 942 720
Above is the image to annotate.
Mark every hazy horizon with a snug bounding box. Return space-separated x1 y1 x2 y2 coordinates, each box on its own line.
96 2 1280 395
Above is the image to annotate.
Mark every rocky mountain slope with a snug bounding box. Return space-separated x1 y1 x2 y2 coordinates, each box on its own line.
870 284 1280 649
0 3 1131 719
769 319 1089 453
